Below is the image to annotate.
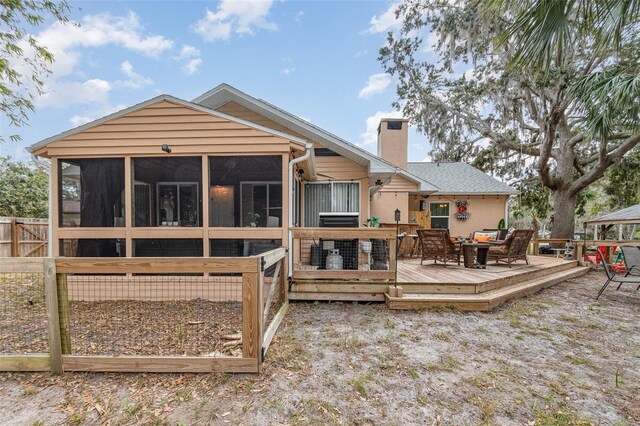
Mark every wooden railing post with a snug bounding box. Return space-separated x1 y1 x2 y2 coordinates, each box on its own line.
389 236 397 276
56 273 71 354
43 258 63 375
575 240 585 265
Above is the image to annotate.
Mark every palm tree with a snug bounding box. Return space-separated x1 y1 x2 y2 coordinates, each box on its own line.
485 0 640 139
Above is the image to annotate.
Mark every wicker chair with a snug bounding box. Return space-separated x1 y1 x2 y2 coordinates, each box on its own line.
417 229 461 265
487 229 534 267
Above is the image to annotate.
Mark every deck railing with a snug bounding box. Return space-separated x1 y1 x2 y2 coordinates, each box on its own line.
0 248 287 374
291 227 396 281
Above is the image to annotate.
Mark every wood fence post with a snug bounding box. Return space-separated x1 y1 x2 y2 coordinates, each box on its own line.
10 219 18 257
56 273 72 354
44 258 63 375
242 269 260 368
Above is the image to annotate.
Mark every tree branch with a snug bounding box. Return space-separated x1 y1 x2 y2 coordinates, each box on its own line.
569 132 640 195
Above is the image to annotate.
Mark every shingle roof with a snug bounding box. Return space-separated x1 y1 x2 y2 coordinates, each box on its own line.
585 203 640 225
407 162 518 195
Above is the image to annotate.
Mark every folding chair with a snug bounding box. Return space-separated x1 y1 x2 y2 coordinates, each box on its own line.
596 247 640 300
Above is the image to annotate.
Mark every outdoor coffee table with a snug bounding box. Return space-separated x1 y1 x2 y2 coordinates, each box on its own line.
462 243 491 268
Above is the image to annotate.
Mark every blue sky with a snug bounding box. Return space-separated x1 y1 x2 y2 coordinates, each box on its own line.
0 0 432 161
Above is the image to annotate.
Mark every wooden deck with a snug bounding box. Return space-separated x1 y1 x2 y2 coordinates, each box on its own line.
290 256 590 309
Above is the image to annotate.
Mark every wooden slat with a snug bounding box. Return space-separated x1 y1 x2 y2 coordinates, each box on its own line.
57 228 127 239
44 258 63 375
261 247 287 270
51 158 60 256
0 355 50 372
61 355 259 373
292 270 395 280
130 227 204 239
242 271 260 359
0 257 45 273
55 257 258 274
262 301 288 358
208 227 283 239
293 228 395 239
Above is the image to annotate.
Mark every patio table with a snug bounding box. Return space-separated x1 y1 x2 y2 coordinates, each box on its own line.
462 242 491 269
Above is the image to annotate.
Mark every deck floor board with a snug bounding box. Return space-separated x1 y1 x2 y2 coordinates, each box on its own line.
397 255 571 284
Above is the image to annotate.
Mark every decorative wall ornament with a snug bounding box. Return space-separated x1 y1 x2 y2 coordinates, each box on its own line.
455 200 470 221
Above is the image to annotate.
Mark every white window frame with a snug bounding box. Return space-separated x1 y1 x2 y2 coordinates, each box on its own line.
429 201 450 229
303 181 361 226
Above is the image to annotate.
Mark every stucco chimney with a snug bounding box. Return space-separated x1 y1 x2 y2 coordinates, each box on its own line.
377 118 409 169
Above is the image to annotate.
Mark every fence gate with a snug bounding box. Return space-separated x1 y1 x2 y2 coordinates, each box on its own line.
0 218 49 257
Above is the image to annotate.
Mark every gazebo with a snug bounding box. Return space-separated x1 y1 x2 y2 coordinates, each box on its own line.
584 203 640 240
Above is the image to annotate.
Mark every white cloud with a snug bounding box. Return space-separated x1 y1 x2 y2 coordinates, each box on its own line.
355 49 368 58
358 73 392 99
359 110 404 149
193 0 277 42
183 58 203 76
119 61 154 89
281 56 295 76
174 45 203 75
294 11 304 23
69 103 127 127
38 12 174 77
367 2 402 33
37 79 112 108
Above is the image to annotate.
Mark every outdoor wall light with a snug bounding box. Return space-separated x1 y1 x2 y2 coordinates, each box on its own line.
161 144 172 153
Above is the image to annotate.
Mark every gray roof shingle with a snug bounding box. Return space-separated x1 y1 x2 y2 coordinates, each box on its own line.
407 162 518 195
585 203 640 225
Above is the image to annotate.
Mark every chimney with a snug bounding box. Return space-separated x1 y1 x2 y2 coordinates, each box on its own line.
377 118 409 169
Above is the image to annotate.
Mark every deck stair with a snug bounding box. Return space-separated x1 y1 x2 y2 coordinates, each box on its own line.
384 265 590 311
290 257 589 310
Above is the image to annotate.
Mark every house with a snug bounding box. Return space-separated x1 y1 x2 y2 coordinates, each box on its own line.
29 83 516 262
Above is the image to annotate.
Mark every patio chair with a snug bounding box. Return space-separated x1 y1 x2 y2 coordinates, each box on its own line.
620 246 640 278
595 247 640 299
486 229 534 267
416 229 461 265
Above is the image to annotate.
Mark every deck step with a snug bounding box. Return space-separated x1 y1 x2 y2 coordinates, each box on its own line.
290 260 580 297
385 266 590 311
288 292 384 302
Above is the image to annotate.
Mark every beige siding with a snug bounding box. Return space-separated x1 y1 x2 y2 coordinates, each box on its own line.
217 102 308 141
35 100 294 157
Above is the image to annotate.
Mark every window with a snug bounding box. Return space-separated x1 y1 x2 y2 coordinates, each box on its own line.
240 182 282 227
304 182 360 227
133 157 202 227
430 202 450 229
209 156 282 227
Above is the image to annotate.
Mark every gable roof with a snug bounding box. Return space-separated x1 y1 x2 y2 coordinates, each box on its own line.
585 203 640 225
28 94 309 154
408 162 518 195
193 83 438 193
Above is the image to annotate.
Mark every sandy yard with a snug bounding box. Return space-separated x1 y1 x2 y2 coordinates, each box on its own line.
0 271 638 425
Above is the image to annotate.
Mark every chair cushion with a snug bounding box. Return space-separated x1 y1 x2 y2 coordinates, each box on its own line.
475 235 492 242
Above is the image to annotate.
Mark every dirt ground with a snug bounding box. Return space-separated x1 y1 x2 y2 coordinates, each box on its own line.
1 271 638 425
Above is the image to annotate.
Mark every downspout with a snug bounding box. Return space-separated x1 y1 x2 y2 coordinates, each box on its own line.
367 182 383 222
504 195 509 228
288 143 313 276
